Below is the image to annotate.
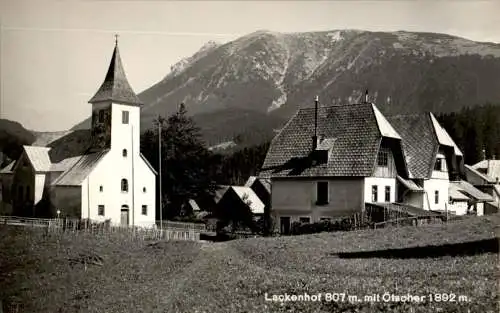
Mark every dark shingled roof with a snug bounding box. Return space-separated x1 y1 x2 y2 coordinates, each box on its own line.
387 114 438 179
259 103 384 178
88 43 143 106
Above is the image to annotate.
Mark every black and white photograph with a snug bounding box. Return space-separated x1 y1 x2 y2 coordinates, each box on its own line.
0 0 499 312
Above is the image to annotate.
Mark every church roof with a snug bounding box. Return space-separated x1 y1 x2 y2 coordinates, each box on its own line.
88 41 143 106
22 146 52 172
51 150 109 186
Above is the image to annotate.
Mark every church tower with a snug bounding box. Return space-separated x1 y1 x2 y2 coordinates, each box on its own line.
88 36 143 153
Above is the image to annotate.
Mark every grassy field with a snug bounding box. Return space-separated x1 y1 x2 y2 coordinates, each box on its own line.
0 215 498 313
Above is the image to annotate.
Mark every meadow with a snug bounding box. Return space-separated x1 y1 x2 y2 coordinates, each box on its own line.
0 214 498 313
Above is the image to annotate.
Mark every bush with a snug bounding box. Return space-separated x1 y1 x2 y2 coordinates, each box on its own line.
290 214 373 235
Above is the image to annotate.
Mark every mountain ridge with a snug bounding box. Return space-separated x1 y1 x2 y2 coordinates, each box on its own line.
67 29 500 147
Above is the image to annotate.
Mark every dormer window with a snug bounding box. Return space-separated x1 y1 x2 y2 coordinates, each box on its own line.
377 150 388 167
434 155 447 172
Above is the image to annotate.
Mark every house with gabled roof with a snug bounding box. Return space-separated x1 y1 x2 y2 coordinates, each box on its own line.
244 176 271 210
387 113 465 212
259 96 488 234
0 160 15 214
3 38 157 227
259 97 411 234
464 163 500 214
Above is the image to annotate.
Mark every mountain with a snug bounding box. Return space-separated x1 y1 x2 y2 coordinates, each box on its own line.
0 119 36 163
72 29 500 147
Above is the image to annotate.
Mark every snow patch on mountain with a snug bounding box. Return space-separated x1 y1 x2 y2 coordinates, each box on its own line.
167 41 220 78
327 31 343 42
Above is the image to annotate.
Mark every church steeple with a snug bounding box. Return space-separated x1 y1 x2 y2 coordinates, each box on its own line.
89 36 143 106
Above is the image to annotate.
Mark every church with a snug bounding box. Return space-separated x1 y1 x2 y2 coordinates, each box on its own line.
0 38 157 227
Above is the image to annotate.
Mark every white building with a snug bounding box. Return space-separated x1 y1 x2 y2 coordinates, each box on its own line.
259 97 491 234
3 39 157 227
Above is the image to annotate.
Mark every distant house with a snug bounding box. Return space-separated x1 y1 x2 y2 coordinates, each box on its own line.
4 39 157 227
244 176 271 221
464 163 500 214
448 180 493 215
216 186 265 217
214 185 265 232
259 98 486 234
244 176 271 206
471 159 500 182
0 161 15 214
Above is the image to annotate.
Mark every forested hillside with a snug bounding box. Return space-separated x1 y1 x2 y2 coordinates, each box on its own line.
437 103 500 165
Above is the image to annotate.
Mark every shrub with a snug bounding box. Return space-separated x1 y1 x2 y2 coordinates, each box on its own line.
290 214 373 235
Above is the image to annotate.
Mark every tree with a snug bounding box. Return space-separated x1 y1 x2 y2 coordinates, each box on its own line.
141 104 217 220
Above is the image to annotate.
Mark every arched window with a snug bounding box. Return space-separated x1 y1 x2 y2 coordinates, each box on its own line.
121 179 128 192
99 185 103 192
122 149 127 157
142 187 146 193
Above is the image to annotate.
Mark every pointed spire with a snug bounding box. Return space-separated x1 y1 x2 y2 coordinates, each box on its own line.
89 36 143 106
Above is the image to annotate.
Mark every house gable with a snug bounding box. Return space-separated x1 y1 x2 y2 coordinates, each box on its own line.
260 103 386 178
387 113 461 180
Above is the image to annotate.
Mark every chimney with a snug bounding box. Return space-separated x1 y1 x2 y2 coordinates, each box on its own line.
364 89 369 103
482 149 486 161
312 96 319 150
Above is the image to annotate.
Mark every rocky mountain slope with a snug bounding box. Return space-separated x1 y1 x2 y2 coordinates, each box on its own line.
72 29 500 146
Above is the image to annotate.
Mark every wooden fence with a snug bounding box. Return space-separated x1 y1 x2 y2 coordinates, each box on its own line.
0 216 205 241
373 216 444 229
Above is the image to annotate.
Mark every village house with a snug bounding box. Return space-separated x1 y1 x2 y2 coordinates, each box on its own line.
217 186 265 217
0 160 15 214
464 160 500 214
259 97 411 234
259 96 490 234
0 39 157 227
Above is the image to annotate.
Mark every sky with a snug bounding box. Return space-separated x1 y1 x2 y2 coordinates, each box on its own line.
1 0 499 132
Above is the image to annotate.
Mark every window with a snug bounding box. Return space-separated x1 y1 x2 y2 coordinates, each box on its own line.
98 205 105 216
299 217 310 224
122 149 128 157
18 185 23 201
377 150 388 166
99 185 103 192
372 185 378 202
142 187 146 193
435 191 439 204
142 205 148 215
98 110 105 123
122 110 129 124
316 181 329 205
434 158 443 171
385 186 391 202
121 179 128 192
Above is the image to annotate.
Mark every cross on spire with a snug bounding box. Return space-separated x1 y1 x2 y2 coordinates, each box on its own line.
114 34 119 46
